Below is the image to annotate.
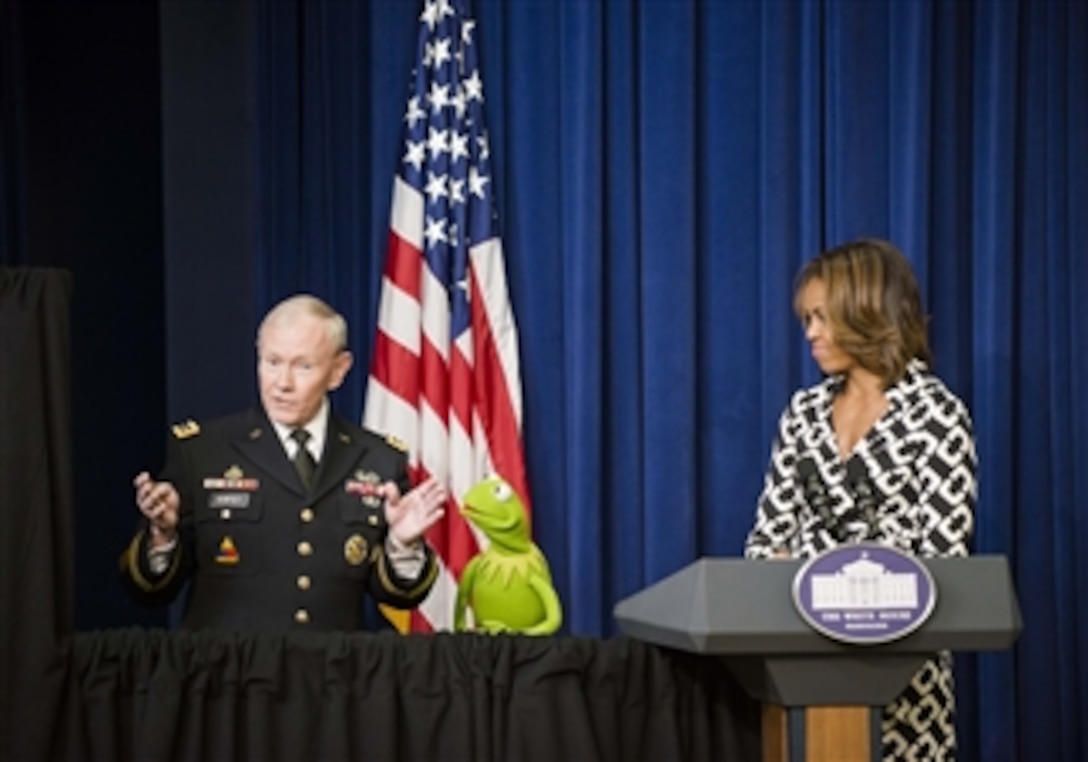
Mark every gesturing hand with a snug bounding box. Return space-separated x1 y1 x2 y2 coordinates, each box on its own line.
383 477 447 546
133 471 180 546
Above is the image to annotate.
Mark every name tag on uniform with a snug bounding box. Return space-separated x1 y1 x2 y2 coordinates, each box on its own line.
209 492 251 509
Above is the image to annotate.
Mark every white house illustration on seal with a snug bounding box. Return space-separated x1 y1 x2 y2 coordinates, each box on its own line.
810 552 919 609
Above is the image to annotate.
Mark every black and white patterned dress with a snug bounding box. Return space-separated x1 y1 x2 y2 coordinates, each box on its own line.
745 359 977 761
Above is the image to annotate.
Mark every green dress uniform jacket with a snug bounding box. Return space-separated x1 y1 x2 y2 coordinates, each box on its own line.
120 407 438 632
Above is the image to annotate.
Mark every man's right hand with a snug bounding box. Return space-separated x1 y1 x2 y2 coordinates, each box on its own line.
134 471 180 547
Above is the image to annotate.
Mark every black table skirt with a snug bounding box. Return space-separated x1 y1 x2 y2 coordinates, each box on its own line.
14 628 761 761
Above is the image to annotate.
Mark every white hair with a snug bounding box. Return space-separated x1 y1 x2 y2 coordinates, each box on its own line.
258 294 347 352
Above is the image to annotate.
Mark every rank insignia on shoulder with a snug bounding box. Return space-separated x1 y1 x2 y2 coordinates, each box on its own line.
172 419 200 439
386 434 408 452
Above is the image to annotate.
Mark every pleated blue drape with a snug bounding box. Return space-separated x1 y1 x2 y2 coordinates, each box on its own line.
253 2 1088 759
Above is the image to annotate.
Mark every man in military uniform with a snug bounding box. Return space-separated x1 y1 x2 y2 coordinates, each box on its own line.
120 294 447 632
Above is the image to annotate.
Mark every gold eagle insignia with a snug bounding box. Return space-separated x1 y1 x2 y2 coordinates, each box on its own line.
386 434 408 452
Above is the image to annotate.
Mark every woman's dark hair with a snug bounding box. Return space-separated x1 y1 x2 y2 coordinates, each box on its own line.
793 238 931 385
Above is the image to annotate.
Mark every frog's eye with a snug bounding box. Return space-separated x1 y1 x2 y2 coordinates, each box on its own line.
492 481 512 502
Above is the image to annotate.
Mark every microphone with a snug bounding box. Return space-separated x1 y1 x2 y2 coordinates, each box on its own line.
846 456 881 539
797 457 845 541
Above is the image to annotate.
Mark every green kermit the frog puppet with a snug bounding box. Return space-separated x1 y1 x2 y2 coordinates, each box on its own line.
453 476 562 635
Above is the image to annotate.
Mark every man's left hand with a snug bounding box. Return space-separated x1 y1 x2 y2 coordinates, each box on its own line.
383 477 447 546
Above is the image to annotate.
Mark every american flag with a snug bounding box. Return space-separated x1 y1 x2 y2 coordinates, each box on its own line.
364 0 531 632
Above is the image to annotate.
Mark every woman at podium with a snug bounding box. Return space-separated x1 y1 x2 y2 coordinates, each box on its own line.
744 238 977 760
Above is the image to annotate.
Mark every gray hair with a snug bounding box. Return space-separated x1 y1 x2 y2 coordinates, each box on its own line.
258 294 348 352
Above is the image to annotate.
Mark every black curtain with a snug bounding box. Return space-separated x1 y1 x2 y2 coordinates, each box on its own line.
0 267 74 760
1 0 167 633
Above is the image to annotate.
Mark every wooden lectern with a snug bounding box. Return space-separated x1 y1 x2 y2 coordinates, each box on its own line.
613 556 1022 762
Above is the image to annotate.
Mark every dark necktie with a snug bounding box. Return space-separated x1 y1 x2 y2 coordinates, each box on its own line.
290 429 316 490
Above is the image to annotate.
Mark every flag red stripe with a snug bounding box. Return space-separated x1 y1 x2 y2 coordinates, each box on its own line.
471 275 532 514
418 333 450 429
370 330 420 407
384 232 422 298
410 609 434 633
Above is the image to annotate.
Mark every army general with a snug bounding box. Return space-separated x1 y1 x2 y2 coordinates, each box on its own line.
120 294 447 631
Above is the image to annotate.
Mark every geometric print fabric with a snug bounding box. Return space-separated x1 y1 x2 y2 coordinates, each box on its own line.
745 358 977 759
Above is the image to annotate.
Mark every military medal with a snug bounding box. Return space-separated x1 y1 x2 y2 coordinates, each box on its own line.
204 465 259 491
345 470 383 507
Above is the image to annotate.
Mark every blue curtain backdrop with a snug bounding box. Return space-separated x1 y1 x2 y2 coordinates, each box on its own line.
253 1 1087 760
